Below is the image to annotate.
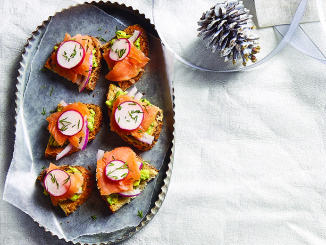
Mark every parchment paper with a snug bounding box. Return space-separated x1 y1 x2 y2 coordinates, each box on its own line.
3 4 174 243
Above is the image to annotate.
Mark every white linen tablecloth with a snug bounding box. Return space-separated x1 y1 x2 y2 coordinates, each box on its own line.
2 0 326 244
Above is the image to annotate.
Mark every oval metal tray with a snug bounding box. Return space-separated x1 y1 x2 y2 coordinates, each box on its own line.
10 1 175 244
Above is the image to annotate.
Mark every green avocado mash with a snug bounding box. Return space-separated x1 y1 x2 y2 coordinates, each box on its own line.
106 193 119 205
133 168 150 187
111 30 141 50
65 167 83 201
87 109 96 132
105 90 128 109
92 48 98 68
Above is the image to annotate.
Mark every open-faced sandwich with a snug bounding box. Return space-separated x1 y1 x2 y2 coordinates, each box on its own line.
105 84 163 151
37 163 93 216
102 24 150 90
45 33 102 92
96 147 158 213
45 100 103 160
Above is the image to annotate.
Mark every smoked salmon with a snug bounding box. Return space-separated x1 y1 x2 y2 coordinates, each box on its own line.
46 102 90 148
48 34 94 82
96 147 141 196
45 163 84 206
103 43 150 82
37 162 94 216
101 24 150 90
109 94 159 141
45 33 102 91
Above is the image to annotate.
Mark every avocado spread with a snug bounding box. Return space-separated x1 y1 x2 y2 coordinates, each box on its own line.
111 30 141 50
92 48 98 68
105 90 128 109
65 167 83 201
106 193 119 205
87 109 96 132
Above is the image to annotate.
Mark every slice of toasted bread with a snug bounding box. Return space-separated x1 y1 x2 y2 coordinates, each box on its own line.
99 153 158 213
45 35 102 91
101 24 149 90
45 103 103 158
106 84 163 151
37 165 94 216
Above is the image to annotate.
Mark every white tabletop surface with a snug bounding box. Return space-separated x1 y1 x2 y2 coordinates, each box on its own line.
2 0 326 244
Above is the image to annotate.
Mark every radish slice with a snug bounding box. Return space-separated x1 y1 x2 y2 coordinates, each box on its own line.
127 86 137 97
105 160 129 181
57 41 85 69
138 133 154 145
134 92 143 100
78 118 89 150
78 53 93 92
118 188 141 197
44 169 71 197
97 149 105 161
56 143 73 160
109 38 131 61
115 101 144 130
57 110 84 136
128 30 141 44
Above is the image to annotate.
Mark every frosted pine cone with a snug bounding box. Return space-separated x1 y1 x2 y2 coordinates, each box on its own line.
197 0 260 66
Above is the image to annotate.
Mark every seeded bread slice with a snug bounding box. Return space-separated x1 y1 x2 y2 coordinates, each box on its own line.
101 24 149 90
37 165 94 216
45 35 102 91
106 83 163 151
45 103 103 158
100 155 158 213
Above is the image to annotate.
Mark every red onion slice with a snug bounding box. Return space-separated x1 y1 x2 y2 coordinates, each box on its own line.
138 133 154 145
78 117 89 150
97 149 105 162
44 169 71 196
58 100 68 107
134 92 143 100
118 188 141 197
78 53 93 92
136 161 143 170
127 86 137 97
128 30 141 44
56 143 73 160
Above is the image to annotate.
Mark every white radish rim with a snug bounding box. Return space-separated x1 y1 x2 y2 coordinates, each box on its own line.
56 40 85 69
105 160 129 181
57 110 84 136
44 169 71 197
114 101 144 131
109 38 131 61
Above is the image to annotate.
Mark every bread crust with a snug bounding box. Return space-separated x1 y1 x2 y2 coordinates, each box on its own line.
38 165 94 216
101 24 149 90
106 84 163 151
45 35 102 91
45 103 103 158
99 155 158 213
